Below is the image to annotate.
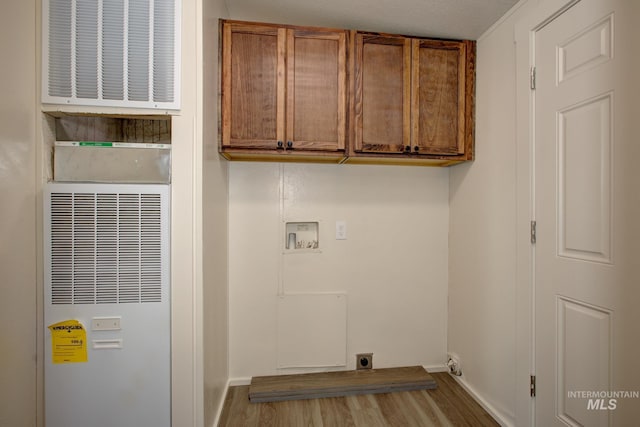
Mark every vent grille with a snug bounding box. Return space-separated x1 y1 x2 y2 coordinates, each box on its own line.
44 0 180 109
47 0 72 97
49 191 164 305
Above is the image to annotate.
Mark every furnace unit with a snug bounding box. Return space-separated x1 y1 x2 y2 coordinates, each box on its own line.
44 183 170 427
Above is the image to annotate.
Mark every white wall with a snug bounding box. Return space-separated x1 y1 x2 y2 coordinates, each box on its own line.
202 0 230 425
0 1 38 426
448 1 536 425
169 0 202 423
229 162 450 379
170 0 229 425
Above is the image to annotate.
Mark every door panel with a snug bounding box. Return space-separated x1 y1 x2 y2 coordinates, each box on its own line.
556 296 611 426
557 93 612 263
287 29 346 151
412 40 465 155
222 23 285 149
534 0 638 425
355 35 410 153
557 14 612 84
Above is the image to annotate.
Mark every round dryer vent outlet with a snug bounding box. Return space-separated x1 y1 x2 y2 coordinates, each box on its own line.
356 353 373 370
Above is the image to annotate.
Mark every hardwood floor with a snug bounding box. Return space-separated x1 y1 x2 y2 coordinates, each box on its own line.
218 372 500 426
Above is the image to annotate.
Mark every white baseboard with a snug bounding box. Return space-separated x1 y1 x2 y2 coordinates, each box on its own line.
229 377 252 386
423 364 449 373
451 375 515 427
212 379 231 427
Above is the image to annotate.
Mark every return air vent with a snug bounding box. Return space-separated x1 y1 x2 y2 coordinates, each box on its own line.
43 0 181 109
45 184 169 305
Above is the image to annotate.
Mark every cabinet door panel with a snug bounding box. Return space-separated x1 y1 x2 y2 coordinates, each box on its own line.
222 23 285 149
355 35 410 153
287 29 346 151
412 40 466 155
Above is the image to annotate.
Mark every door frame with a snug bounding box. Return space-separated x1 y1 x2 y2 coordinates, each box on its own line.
514 1 581 426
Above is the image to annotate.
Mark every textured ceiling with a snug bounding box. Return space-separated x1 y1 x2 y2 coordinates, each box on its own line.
224 0 520 40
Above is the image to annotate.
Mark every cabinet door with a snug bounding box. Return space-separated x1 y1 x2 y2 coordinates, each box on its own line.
286 28 347 151
221 22 286 149
411 39 466 155
354 34 411 153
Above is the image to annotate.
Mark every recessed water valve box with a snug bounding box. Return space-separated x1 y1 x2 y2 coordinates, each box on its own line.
285 221 319 251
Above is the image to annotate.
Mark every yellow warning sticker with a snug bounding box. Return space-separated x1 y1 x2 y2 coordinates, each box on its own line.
48 320 88 364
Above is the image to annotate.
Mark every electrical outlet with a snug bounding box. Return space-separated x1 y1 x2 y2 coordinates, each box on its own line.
356 353 373 370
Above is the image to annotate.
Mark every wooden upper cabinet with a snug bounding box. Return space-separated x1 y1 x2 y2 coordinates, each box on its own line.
411 39 467 155
220 20 475 165
287 28 347 151
221 20 347 158
354 34 411 154
353 32 475 160
222 22 285 150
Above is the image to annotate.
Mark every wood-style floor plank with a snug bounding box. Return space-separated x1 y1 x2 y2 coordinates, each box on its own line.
218 372 500 426
319 396 357 426
345 394 387 427
428 372 497 426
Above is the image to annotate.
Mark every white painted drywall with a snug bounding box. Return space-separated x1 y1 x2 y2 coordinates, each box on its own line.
202 0 230 425
169 0 200 423
0 1 38 426
448 0 536 425
229 162 449 379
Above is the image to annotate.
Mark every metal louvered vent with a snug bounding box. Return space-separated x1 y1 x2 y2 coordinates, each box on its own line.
46 185 169 305
43 0 180 109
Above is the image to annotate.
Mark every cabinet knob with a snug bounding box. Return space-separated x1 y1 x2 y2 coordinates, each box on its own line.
277 140 284 148
414 146 420 152
405 145 411 152
287 141 293 148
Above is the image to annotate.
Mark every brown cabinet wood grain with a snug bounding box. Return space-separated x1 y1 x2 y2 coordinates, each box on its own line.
412 39 467 155
221 22 284 150
221 20 347 161
219 20 475 166
351 32 475 164
354 34 411 154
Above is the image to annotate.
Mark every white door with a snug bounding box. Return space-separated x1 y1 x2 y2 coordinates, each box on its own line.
534 0 640 425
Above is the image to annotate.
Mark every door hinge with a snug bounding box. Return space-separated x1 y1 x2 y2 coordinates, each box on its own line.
530 66 536 90
530 375 536 397
530 220 537 244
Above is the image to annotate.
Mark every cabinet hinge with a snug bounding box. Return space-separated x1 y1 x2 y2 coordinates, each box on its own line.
530 220 537 244
530 66 536 90
530 375 536 397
